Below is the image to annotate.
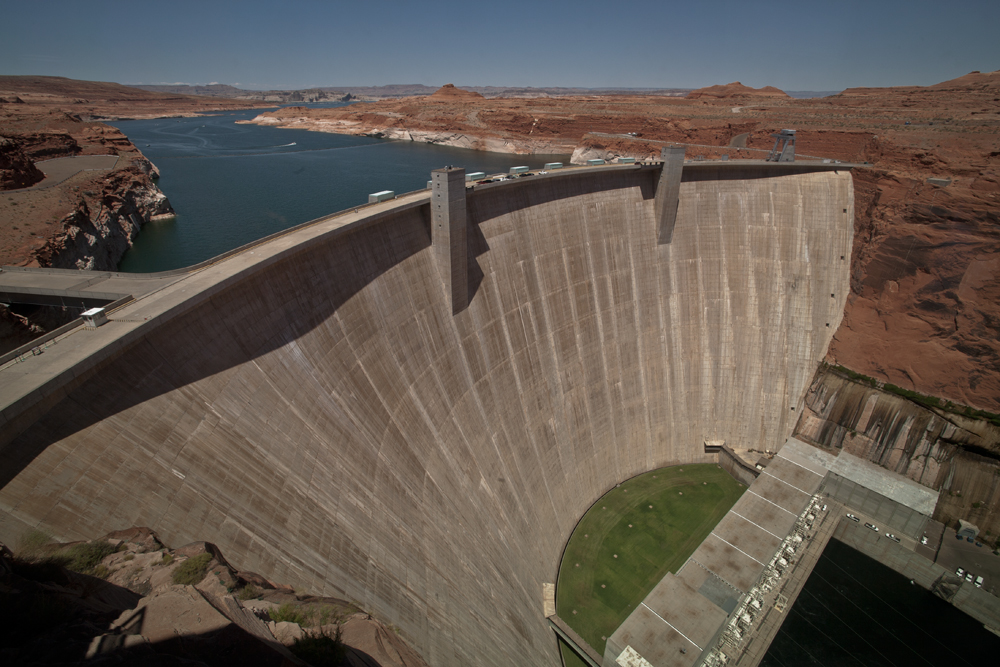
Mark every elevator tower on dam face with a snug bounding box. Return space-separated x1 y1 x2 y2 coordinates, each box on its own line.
0 160 854 666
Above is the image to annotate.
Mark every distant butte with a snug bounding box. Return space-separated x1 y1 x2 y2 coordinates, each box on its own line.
685 81 791 99
428 84 485 101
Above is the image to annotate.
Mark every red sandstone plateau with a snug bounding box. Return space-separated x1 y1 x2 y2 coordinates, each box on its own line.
245 74 1000 412
1 74 999 413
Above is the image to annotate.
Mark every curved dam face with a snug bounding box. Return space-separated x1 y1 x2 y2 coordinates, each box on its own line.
0 165 852 666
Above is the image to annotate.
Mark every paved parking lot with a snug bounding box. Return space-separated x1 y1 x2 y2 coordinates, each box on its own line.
934 526 1000 595
30 155 119 189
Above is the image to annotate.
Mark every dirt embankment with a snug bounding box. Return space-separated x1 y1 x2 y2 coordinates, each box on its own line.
246 76 1000 412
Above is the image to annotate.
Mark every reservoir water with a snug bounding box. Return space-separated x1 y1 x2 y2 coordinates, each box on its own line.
761 538 1000 666
110 104 569 273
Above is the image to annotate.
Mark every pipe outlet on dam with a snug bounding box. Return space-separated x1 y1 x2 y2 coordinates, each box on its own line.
0 162 854 666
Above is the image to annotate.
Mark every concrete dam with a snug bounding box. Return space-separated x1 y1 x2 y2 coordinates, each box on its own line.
0 161 853 666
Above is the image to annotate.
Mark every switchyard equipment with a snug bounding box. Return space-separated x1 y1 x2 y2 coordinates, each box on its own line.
767 129 796 162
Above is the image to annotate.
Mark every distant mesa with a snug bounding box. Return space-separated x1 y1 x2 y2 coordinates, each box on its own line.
926 69 1000 90
838 69 1000 97
686 81 790 99
428 84 485 101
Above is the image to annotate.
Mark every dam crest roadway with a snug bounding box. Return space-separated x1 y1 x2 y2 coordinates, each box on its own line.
0 157 857 666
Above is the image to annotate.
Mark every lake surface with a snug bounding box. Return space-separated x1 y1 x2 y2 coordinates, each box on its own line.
110 105 569 273
761 538 1000 666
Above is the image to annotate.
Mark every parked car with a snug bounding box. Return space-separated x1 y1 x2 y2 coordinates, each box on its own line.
965 572 974 582
956 567 965 577
920 536 929 545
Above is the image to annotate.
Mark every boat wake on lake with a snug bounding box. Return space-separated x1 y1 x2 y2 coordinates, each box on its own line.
160 142 399 160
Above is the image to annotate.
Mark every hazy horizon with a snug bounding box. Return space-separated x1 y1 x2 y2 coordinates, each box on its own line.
123 81 845 95
2 0 998 92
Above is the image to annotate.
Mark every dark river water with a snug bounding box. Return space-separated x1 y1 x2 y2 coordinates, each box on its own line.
761 538 1000 667
110 104 568 273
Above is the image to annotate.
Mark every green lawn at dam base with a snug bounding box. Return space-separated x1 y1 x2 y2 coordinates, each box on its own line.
557 464 746 656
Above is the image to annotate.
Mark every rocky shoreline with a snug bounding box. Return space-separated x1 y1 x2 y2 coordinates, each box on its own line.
33 156 173 271
241 111 577 155
1 114 175 270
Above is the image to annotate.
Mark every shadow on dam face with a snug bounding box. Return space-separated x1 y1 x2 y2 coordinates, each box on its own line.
0 166 853 666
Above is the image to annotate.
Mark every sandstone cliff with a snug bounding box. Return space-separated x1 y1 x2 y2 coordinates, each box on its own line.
1 93 175 271
1 86 177 355
33 161 173 270
795 366 1000 540
0 136 44 189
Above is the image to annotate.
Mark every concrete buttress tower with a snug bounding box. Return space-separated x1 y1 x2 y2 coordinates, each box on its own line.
655 146 685 244
431 167 468 313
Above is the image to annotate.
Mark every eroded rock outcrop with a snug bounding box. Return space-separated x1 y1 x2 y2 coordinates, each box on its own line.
0 136 44 189
33 164 173 271
794 366 1000 538
1 527 428 667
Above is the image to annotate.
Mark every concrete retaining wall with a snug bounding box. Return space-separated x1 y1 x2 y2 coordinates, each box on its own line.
718 445 760 487
0 166 853 666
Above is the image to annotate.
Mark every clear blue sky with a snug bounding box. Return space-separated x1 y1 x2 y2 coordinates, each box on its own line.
2 0 997 91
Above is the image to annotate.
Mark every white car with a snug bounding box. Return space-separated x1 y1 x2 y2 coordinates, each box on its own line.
975 576 984 588
965 572 974 583
920 536 928 545
956 567 965 577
